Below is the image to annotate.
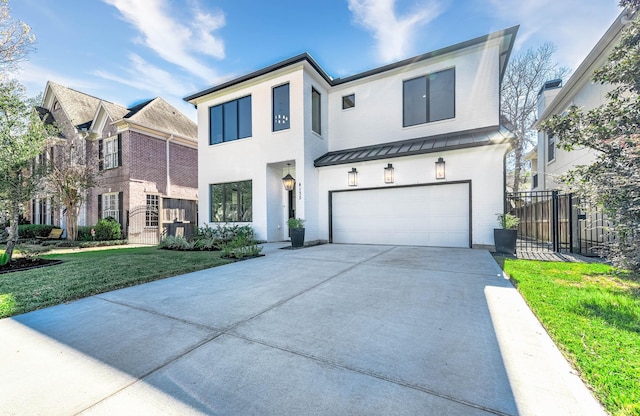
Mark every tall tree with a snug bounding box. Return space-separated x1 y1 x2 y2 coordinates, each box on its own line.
0 80 51 261
501 43 569 193
0 0 35 74
45 133 99 241
543 0 640 271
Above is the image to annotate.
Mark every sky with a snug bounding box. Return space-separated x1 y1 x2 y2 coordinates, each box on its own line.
10 0 623 122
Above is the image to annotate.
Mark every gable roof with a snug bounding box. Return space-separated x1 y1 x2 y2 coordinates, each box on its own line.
314 125 515 167
184 26 518 104
45 81 102 129
124 97 197 139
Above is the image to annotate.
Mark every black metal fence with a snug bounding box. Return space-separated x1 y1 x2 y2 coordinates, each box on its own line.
506 191 613 256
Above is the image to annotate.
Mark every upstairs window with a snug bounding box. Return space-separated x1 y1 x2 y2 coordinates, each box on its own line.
312 87 321 135
342 94 355 109
403 68 455 127
547 135 556 162
99 134 121 170
273 83 290 131
210 96 252 145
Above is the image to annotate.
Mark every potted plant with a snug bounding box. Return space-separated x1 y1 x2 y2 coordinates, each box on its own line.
494 213 520 255
287 218 305 248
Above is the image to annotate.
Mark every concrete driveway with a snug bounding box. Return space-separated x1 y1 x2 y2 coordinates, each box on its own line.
0 244 604 415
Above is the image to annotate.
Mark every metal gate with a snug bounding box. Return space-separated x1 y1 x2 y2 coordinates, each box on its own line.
506 191 613 256
126 205 160 245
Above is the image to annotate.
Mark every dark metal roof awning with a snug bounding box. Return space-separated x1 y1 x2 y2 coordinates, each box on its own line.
314 125 515 167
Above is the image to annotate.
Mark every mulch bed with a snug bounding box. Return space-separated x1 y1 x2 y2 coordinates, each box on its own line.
0 258 63 274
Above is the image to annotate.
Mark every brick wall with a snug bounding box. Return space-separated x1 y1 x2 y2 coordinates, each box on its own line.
130 131 167 194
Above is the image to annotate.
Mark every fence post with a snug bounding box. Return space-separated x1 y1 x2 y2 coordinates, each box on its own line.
552 191 559 252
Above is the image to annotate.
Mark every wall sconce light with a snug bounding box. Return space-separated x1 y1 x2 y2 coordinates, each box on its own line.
435 157 446 179
384 163 394 183
282 163 296 191
348 167 358 186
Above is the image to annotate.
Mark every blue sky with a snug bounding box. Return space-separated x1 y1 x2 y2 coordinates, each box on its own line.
12 0 622 121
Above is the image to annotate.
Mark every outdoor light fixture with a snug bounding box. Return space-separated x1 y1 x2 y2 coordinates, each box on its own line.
384 163 394 183
348 167 358 186
282 163 296 191
435 157 446 179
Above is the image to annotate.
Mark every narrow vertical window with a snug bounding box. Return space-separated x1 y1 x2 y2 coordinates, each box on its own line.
548 135 556 162
312 87 321 135
273 83 290 131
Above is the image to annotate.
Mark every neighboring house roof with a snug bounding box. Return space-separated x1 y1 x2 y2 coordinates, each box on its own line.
184 26 519 104
533 9 633 127
124 97 197 140
314 126 515 167
45 81 102 129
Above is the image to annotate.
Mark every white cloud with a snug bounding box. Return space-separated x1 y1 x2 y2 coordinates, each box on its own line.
348 0 442 62
486 0 622 70
102 0 225 82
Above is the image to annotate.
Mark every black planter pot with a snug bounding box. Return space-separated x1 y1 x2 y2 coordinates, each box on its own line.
494 229 517 255
290 228 305 248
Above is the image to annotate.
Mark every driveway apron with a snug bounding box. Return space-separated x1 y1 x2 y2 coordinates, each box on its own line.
0 244 605 415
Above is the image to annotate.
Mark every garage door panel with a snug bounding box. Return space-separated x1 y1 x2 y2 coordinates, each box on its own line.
332 183 470 247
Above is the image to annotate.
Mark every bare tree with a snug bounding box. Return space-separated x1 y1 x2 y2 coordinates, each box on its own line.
0 0 35 75
501 43 570 193
45 133 99 241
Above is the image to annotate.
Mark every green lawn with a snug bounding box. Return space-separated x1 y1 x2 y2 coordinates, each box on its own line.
503 259 640 416
0 247 231 318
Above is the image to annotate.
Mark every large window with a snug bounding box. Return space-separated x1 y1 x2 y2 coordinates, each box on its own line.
102 192 120 222
209 180 252 222
146 195 159 227
209 96 252 145
273 83 290 131
403 68 455 127
312 87 321 135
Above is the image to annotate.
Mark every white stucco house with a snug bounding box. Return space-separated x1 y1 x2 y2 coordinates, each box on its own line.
531 10 632 191
185 26 518 249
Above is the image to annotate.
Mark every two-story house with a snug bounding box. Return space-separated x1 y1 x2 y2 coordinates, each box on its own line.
531 9 631 191
33 82 198 244
185 26 518 249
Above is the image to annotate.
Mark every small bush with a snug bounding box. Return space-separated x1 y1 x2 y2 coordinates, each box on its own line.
0 251 8 266
18 224 59 238
159 235 193 250
94 217 121 241
219 234 262 259
77 226 96 241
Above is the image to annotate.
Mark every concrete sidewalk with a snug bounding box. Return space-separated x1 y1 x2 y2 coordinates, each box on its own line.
0 244 605 415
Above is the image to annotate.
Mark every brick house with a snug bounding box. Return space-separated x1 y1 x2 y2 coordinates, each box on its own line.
33 81 198 244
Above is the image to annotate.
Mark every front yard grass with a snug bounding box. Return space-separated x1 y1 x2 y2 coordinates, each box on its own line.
503 259 640 416
0 246 232 319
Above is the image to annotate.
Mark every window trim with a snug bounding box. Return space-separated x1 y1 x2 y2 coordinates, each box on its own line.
145 194 159 227
102 192 120 223
402 67 456 127
209 95 252 145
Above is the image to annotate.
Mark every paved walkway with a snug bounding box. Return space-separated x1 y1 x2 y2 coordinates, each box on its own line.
0 244 605 415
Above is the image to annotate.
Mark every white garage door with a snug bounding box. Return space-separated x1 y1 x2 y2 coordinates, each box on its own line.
331 183 470 247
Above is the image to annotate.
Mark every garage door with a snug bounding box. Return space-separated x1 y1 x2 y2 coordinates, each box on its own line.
331 183 470 247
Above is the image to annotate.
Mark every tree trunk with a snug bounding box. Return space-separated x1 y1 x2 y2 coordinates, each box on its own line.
512 137 524 194
66 202 78 241
4 199 20 262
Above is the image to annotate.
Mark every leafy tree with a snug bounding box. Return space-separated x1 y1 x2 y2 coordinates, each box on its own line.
0 80 51 261
543 1 640 271
501 43 569 192
0 0 35 74
45 132 99 241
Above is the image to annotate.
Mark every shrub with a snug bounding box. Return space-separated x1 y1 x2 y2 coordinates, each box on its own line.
159 235 193 250
0 251 8 266
219 234 262 259
77 226 96 241
496 213 520 229
94 217 121 241
287 218 305 229
18 224 59 238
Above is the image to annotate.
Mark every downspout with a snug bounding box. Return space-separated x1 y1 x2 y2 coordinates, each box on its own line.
166 134 174 196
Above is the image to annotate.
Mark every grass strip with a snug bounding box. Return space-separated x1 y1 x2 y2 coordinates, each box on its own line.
503 259 640 416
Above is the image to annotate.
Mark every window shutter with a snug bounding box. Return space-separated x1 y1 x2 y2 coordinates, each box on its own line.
97 194 102 219
118 192 124 231
117 133 122 167
98 140 103 170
